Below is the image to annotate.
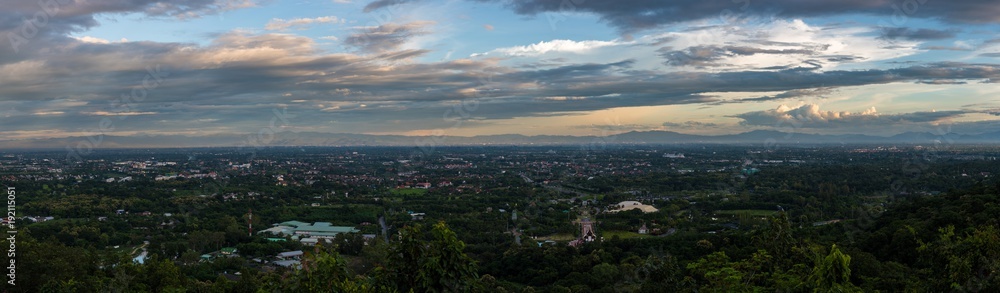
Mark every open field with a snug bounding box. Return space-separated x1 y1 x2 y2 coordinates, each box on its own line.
713 209 779 217
390 188 428 196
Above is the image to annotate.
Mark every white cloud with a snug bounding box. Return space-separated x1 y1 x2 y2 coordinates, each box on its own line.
647 19 921 71
470 19 923 73
71 36 112 44
265 16 344 31
735 104 969 128
472 39 625 57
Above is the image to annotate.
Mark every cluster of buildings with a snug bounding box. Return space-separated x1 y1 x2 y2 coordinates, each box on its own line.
258 221 359 246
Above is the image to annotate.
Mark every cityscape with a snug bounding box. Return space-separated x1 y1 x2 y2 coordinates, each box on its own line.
3 0 1000 291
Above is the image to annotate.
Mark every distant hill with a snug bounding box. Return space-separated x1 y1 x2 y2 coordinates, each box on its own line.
2 130 999 149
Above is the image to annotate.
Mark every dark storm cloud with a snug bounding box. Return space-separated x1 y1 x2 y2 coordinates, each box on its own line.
492 62 1000 106
879 27 958 40
455 0 1000 33
916 80 968 85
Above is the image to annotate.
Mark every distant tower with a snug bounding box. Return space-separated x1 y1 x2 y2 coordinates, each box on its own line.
247 209 253 237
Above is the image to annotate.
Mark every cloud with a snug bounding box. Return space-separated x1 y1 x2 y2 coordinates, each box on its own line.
0 0 258 67
657 45 840 68
343 21 434 52
716 88 833 104
634 20 907 71
471 0 1000 33
363 0 418 12
3 9 1000 139
879 27 958 40
662 121 720 128
658 44 828 68
916 80 968 85
574 123 660 132
71 36 112 44
265 16 343 31
923 45 973 51
734 104 970 128
84 111 158 116
659 46 732 67
472 39 623 57
483 24 494 31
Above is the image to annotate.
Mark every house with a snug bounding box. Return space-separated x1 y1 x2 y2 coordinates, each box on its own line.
409 212 425 221
438 181 453 187
300 238 319 246
277 250 303 260
415 182 431 189
273 260 301 269
638 223 649 234
221 247 238 256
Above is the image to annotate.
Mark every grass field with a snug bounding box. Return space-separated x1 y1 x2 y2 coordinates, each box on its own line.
714 209 778 217
390 188 428 196
537 233 576 241
602 230 650 239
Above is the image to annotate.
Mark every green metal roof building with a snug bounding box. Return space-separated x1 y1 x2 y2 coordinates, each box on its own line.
263 221 359 238
221 247 238 255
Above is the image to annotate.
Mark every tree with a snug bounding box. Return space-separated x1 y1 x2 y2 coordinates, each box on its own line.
383 221 479 292
917 225 1000 291
810 245 860 293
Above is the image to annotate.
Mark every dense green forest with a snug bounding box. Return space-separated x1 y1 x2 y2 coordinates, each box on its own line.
3 183 997 292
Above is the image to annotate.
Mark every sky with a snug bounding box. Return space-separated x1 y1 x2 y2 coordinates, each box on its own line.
3 0 1000 142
